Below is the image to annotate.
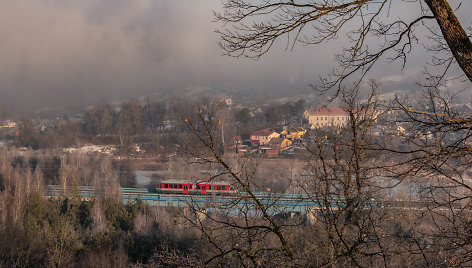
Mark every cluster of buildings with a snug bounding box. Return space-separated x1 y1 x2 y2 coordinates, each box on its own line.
226 106 380 158
227 126 307 158
226 107 353 158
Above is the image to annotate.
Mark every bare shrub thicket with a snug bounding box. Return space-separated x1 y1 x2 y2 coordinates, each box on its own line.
0 146 205 267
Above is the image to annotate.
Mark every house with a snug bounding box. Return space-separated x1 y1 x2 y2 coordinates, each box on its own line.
258 138 292 158
454 104 472 114
230 136 242 146
305 107 378 129
216 96 233 106
250 129 280 145
235 144 249 157
396 125 406 134
226 136 243 154
281 126 306 141
304 108 348 129
38 120 56 133
268 137 292 151
259 146 279 158
0 120 16 129
368 126 383 136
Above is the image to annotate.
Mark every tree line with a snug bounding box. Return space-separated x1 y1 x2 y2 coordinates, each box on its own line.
7 96 307 155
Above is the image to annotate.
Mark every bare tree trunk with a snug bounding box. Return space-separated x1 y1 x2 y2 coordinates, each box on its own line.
425 0 472 82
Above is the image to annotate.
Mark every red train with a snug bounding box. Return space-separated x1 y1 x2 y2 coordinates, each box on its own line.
156 180 236 195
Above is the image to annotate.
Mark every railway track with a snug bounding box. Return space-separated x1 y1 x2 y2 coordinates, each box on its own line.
45 185 462 213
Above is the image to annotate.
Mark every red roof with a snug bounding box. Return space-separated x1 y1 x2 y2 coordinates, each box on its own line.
308 108 347 116
251 129 277 137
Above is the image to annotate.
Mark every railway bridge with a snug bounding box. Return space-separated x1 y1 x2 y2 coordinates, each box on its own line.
46 185 457 222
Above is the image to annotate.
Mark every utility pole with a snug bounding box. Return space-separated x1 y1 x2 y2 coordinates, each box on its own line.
219 119 225 155
291 158 294 194
221 120 225 146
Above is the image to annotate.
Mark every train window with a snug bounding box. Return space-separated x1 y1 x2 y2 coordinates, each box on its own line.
196 185 201 190
208 185 211 190
217 186 221 190
164 184 168 188
222 186 226 190
178 184 182 189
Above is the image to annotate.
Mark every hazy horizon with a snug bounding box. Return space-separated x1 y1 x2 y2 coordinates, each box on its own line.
1 0 471 115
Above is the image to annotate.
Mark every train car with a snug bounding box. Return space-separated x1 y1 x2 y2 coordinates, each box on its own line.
156 180 236 195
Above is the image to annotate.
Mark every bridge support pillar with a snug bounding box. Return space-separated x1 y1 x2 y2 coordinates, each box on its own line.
196 208 207 222
307 208 317 225
182 207 190 218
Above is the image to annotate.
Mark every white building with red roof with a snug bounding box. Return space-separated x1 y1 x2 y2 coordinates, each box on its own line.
304 108 348 129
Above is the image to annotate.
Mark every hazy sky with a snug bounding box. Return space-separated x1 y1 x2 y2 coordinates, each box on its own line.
0 0 471 113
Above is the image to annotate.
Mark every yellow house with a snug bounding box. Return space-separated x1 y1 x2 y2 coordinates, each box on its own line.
268 137 292 151
281 126 306 141
251 129 280 145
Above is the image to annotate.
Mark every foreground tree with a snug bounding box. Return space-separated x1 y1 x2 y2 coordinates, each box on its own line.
378 87 472 266
161 2 472 263
215 0 472 91
178 87 450 267
183 102 301 266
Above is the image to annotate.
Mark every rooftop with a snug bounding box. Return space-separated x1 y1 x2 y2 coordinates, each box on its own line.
268 137 284 145
307 108 347 116
251 129 278 137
